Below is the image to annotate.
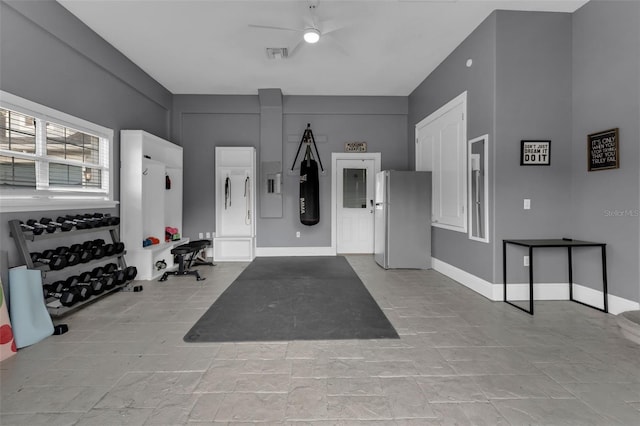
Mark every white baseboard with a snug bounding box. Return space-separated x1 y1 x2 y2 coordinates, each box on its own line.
499 283 570 302
255 246 336 257
432 258 639 315
432 258 494 300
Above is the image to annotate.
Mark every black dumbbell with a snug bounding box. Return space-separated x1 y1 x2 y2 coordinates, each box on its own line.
90 213 111 227
103 263 118 275
124 266 137 281
19 221 45 235
76 214 104 228
89 266 121 289
88 266 102 277
75 243 97 263
107 216 120 226
26 219 56 234
71 278 99 298
74 214 97 227
40 217 73 232
88 214 109 227
61 276 92 301
68 245 92 263
91 245 105 260
102 244 116 256
43 283 79 307
52 246 80 267
114 242 125 254
55 216 86 230
54 246 69 255
78 250 93 263
76 272 107 295
65 252 80 267
100 269 126 288
30 250 67 270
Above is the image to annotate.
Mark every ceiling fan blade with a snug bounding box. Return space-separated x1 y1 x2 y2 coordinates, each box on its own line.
248 24 302 33
319 19 343 36
289 39 305 57
323 33 349 56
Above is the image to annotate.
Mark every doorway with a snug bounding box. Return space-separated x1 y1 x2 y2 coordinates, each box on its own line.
331 153 381 254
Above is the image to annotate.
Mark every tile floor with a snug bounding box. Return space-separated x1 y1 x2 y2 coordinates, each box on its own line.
1 255 639 425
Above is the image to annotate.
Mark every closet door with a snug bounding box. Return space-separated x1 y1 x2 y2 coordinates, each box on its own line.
415 92 467 233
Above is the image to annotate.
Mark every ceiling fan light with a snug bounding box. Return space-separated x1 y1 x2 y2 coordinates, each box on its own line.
303 28 320 44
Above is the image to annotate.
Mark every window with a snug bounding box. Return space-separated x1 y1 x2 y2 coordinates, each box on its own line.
0 91 115 212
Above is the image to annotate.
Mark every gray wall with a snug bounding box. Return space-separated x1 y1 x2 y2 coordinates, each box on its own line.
173 95 408 248
0 0 172 267
570 0 640 302
409 11 574 284
172 95 261 241
408 5 639 304
493 11 573 284
408 14 497 282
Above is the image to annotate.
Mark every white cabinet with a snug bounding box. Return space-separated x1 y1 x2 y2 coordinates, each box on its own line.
415 91 468 233
214 147 256 261
120 130 188 280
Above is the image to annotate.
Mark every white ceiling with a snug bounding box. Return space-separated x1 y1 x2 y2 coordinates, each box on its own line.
58 0 587 96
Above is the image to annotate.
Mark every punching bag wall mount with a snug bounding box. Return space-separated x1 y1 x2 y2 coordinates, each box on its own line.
290 124 324 226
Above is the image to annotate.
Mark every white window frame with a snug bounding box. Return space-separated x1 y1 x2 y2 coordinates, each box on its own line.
0 90 116 212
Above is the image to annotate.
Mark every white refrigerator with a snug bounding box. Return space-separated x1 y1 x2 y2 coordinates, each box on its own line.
374 170 432 269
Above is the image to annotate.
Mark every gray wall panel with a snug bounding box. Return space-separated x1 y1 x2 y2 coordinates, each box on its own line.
571 0 640 302
408 14 496 282
493 11 573 284
276 112 408 248
180 112 260 241
174 95 408 248
0 0 171 267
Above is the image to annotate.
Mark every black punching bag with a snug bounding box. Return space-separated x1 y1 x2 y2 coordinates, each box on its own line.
300 148 320 226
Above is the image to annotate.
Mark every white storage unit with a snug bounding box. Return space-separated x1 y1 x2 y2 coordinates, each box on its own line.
120 130 188 280
214 147 256 261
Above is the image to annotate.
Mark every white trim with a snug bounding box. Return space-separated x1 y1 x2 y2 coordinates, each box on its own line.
255 246 335 257
572 283 639 315
0 199 118 213
467 134 490 243
498 283 570 301
432 257 494 300
433 257 639 315
0 91 112 138
331 152 381 256
0 90 115 212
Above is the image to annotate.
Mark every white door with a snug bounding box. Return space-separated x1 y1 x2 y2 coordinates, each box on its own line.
336 159 376 254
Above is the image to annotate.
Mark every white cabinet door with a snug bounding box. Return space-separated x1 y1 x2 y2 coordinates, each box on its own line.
416 92 467 232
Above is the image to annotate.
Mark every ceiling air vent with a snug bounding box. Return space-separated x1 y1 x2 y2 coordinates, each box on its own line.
266 48 288 60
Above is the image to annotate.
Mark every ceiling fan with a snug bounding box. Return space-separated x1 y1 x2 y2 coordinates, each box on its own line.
249 0 346 57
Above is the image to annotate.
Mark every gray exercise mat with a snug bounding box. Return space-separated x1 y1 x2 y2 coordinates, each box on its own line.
183 256 399 342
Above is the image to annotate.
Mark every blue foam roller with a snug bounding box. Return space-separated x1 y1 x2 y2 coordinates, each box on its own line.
9 268 53 349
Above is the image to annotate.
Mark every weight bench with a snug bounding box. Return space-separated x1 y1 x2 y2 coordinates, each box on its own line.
159 240 208 282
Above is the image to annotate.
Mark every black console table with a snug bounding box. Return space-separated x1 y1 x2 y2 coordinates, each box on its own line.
503 239 608 315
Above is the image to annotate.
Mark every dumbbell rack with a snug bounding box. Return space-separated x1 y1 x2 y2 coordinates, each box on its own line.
8 219 141 317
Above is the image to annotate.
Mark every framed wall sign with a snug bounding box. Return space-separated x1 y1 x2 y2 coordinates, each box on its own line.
520 140 551 165
344 141 367 152
588 128 619 171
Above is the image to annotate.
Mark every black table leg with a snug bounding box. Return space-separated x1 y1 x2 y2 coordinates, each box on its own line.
529 246 534 315
503 240 507 302
568 247 573 302
602 245 608 313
